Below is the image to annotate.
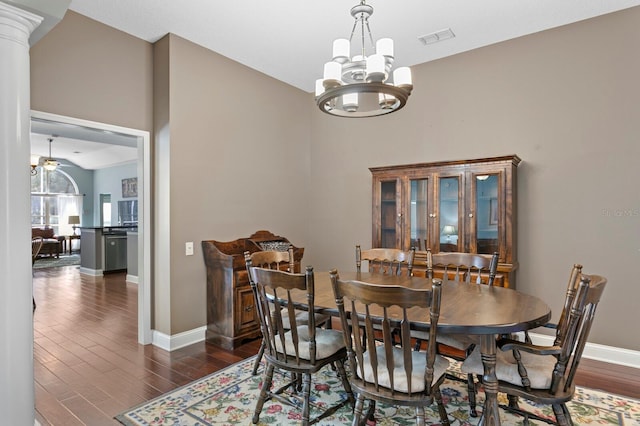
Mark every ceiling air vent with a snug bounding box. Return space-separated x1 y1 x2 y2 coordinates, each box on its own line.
418 28 455 45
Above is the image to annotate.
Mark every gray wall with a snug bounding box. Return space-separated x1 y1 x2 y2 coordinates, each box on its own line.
152 34 311 334
30 11 153 132
308 7 640 351
30 7 640 351
93 162 137 226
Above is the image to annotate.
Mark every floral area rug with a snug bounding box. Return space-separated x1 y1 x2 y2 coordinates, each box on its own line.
115 355 640 425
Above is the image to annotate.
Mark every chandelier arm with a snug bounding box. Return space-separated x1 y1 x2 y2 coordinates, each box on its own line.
359 14 367 58
349 19 358 43
365 20 374 52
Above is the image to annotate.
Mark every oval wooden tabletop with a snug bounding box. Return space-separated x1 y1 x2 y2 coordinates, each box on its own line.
310 271 552 335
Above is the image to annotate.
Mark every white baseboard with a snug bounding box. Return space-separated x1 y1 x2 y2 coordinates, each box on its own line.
152 326 207 351
126 274 138 284
528 332 640 369
147 327 640 370
79 267 103 276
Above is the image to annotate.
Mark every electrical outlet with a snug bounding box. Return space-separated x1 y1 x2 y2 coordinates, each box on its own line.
185 242 194 256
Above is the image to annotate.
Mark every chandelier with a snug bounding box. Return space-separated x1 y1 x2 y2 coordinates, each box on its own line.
315 0 413 118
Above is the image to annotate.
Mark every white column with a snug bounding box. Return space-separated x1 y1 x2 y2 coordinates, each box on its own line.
0 2 42 425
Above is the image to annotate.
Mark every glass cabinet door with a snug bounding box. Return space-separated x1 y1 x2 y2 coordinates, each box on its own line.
474 173 499 255
379 180 400 248
409 178 429 250
438 176 460 252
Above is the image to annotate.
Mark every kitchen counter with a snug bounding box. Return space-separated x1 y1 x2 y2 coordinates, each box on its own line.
79 227 137 276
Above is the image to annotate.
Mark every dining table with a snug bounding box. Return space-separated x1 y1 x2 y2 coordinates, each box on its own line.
288 270 552 426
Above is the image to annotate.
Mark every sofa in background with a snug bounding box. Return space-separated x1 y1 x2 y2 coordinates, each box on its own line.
31 227 64 258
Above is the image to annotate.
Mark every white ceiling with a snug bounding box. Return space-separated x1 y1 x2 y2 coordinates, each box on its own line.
30 119 137 170
68 0 640 93
35 0 640 169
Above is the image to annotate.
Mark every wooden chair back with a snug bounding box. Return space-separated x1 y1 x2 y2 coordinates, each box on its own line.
247 264 319 365
356 245 416 276
32 237 44 265
247 244 295 272
522 264 583 348
331 270 448 408
411 238 423 251
427 249 498 285
553 264 583 345
551 273 607 393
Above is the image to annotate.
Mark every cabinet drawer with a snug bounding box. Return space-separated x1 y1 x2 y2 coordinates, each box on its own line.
236 286 258 332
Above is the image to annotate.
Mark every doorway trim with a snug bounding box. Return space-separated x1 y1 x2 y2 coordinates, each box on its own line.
31 110 152 344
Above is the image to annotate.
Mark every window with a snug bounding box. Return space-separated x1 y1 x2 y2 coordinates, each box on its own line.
31 167 83 236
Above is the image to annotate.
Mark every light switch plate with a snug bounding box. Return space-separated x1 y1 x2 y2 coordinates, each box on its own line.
185 242 194 256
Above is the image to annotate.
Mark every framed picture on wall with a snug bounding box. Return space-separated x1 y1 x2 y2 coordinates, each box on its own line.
489 198 498 225
122 177 137 198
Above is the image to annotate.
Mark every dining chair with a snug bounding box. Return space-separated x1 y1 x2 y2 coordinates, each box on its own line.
412 249 499 417
32 236 44 311
355 245 416 346
246 263 353 425
244 247 331 375
461 273 607 426
356 245 415 276
330 270 451 426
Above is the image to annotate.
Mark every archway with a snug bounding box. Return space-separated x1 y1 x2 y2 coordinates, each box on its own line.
31 110 152 344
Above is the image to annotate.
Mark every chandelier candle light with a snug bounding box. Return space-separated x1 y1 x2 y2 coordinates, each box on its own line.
316 0 413 117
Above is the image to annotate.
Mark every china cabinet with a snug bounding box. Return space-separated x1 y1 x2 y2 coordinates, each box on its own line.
370 155 520 288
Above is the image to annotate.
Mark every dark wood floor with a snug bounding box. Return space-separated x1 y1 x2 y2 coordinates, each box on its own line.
33 265 640 425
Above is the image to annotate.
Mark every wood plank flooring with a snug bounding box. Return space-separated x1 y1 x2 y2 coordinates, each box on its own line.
33 265 640 425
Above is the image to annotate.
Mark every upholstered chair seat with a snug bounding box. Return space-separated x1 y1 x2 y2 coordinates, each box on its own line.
462 346 556 389
359 345 450 393
276 326 345 361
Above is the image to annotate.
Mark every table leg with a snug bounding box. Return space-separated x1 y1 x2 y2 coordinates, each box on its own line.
478 334 500 426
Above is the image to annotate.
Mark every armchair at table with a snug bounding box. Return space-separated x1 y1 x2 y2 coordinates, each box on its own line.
31 227 64 258
461 272 607 426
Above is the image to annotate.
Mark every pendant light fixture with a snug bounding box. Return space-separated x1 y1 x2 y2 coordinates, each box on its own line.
315 1 413 118
43 137 59 172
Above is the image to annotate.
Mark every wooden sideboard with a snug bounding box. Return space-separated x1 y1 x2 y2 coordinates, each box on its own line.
201 230 304 349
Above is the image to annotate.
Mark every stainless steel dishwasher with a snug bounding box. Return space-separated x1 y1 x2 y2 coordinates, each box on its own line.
104 231 127 272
